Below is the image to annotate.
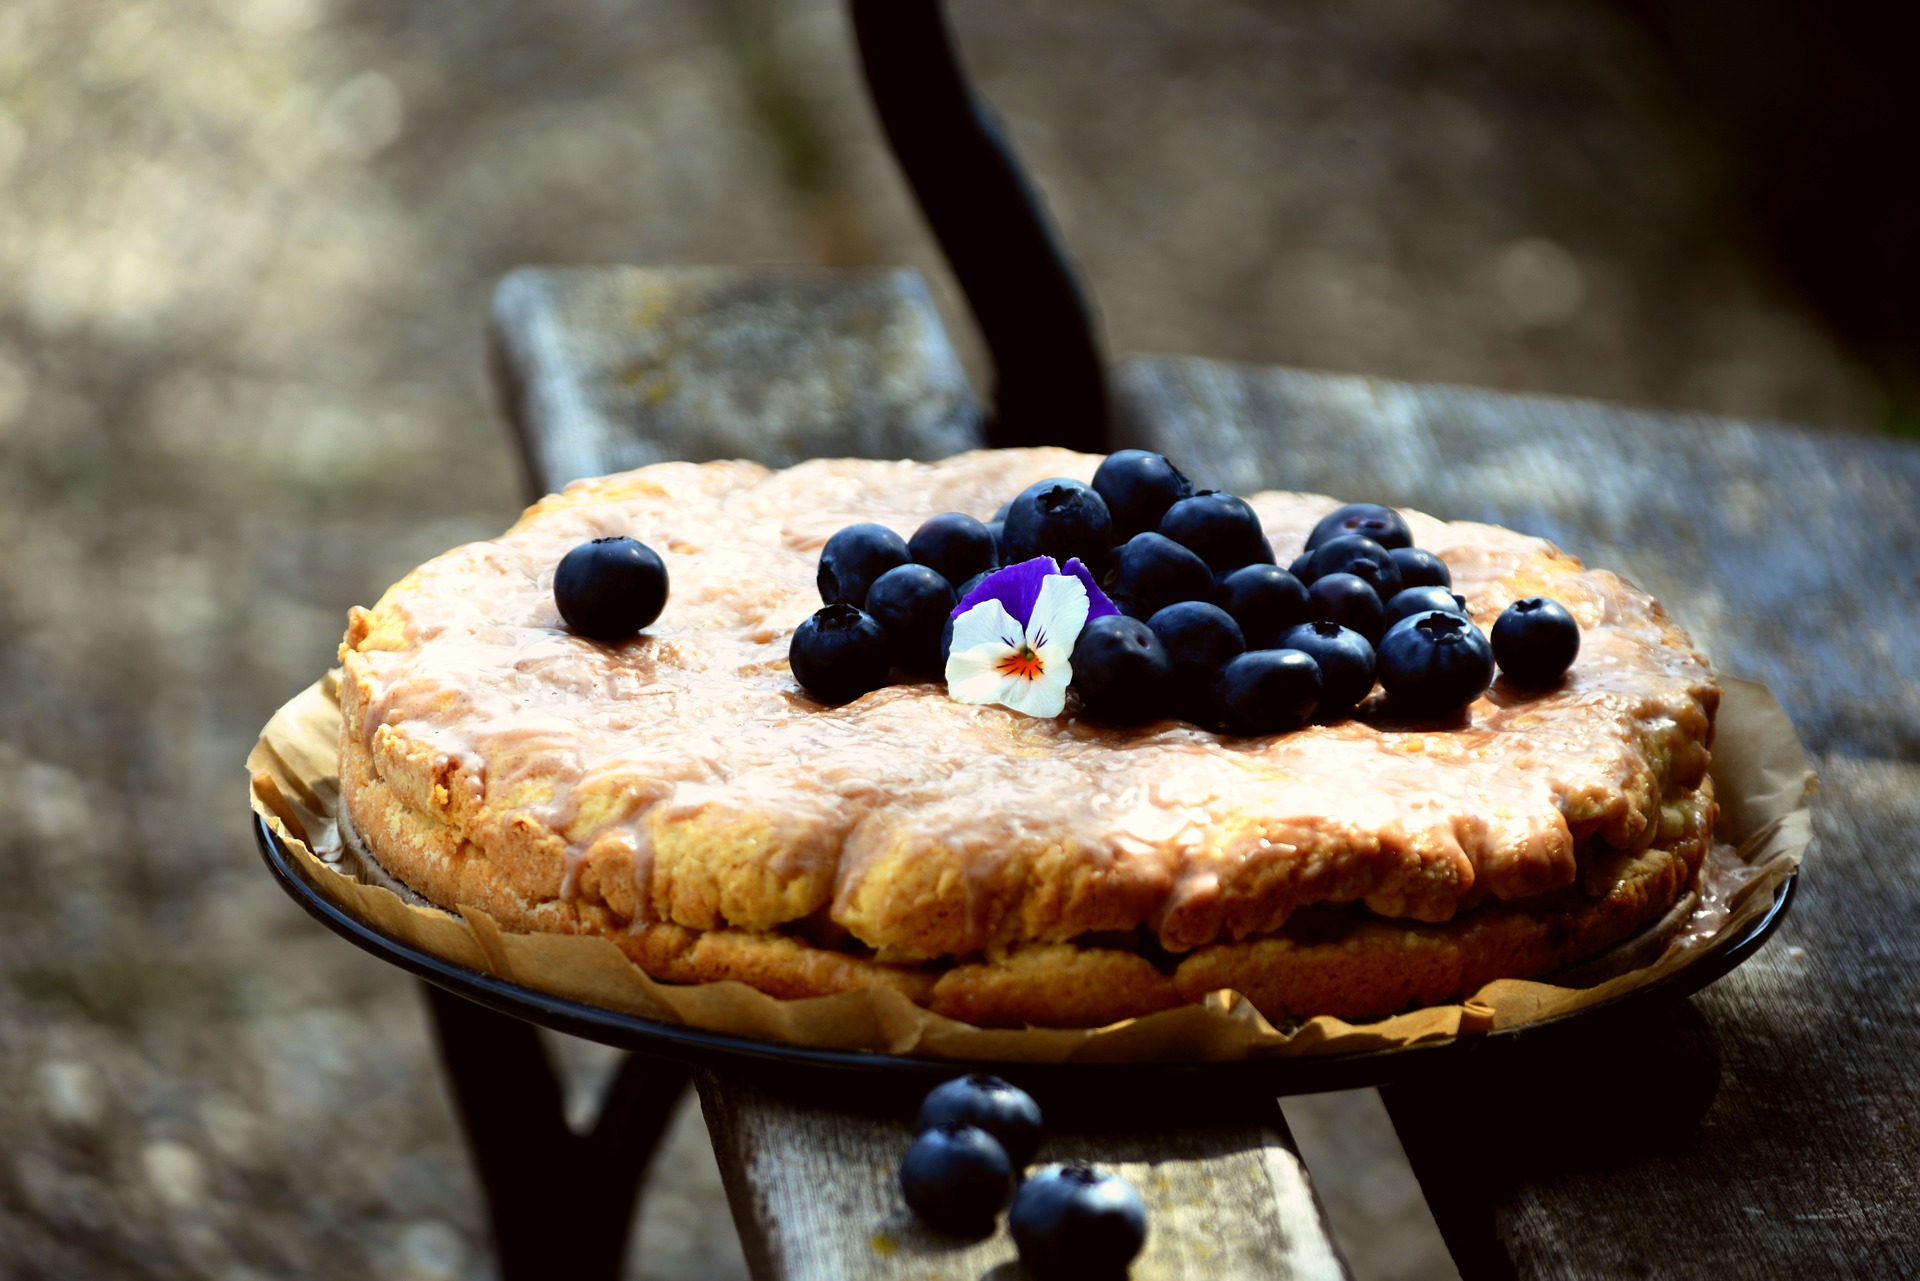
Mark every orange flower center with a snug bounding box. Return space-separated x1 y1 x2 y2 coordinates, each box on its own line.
997 647 1045 681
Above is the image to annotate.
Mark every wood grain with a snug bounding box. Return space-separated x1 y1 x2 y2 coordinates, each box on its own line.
1117 354 1920 1279
491 265 983 494
698 1071 1350 1281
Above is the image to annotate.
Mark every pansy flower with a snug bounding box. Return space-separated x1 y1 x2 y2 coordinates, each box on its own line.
944 556 1120 717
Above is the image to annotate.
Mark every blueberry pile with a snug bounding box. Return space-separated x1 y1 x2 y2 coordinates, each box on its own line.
899 1075 1147 1276
788 451 1581 723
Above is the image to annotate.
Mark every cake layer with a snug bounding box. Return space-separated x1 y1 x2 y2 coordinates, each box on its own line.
341 728 1712 1026
338 449 1718 976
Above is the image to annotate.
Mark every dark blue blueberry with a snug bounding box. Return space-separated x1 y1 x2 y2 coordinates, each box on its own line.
1157 491 1267 574
1306 534 1403 603
1215 564 1311 650
1070 615 1172 725
909 512 998 588
1308 572 1388 643
1288 550 1317 583
899 1122 1015 1236
1146 601 1245 721
789 604 892 703
986 518 1006 551
817 523 909 607
1212 649 1322 735
553 537 669 642
1492 597 1581 688
1306 502 1413 552
915 1075 1045 1168
1001 478 1114 567
1010 1164 1148 1279
1109 532 1212 620
1091 449 1194 540
1384 585 1470 627
1389 546 1451 591
866 564 956 675
1279 622 1376 719
1376 610 1496 716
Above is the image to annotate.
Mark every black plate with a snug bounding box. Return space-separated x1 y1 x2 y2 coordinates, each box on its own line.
255 812 1794 1102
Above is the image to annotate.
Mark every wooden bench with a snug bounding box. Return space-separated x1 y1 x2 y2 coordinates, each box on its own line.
420 8 1920 1274
481 263 1352 1281
468 262 1920 1279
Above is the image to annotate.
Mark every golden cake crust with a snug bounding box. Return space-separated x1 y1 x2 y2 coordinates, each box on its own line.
337 448 1720 1026
341 727 1711 1025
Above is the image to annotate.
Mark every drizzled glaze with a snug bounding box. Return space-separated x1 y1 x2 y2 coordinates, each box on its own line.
339 449 1717 962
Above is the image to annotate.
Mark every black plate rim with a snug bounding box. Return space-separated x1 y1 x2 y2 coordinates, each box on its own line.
255 812 1794 1092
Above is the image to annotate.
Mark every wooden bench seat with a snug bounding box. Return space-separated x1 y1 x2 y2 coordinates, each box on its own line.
478 264 1920 1279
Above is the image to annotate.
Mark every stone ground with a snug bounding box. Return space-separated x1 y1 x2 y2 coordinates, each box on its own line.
0 1 1883 1278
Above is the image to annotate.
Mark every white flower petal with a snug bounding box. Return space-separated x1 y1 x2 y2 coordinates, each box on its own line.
949 599 1025 656
946 642 1018 704
1024 573 1090 657
998 669 1069 718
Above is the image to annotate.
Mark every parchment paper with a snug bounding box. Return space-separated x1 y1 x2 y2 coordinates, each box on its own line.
248 674 1812 1063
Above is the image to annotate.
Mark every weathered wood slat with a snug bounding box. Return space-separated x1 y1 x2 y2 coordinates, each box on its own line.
1117 354 1920 1279
698 1071 1349 1281
488 270 1350 1281
491 265 983 494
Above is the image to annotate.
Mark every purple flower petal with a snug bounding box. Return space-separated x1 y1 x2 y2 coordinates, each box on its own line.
950 556 1060 626
1062 557 1121 621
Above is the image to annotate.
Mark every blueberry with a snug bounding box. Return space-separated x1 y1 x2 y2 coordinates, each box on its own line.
1287 550 1317 583
1109 532 1212 620
1307 572 1388 644
1389 546 1451 591
1070 615 1172 725
1306 534 1403 602
1157 491 1267 573
1376 610 1496 716
986 518 1006 550
818 523 909 607
1384 585 1470 627
790 604 893 703
1001 478 1113 567
1492 597 1580 687
553 537 669 642
1146 601 1245 720
899 1122 1015 1236
1010 1164 1148 1279
1214 564 1311 650
1212 649 1322 735
1091 449 1194 540
915 1075 1045 1168
1279 622 1376 719
866 564 956 675
907 512 998 588
1306 502 1413 552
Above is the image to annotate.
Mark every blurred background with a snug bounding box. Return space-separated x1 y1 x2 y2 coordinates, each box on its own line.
0 1 1910 1277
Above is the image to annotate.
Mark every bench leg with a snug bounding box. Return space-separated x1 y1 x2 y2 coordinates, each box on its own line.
1379 998 1722 1281
421 981 694 1279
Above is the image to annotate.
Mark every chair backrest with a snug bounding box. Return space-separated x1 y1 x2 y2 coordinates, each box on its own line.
849 0 1109 451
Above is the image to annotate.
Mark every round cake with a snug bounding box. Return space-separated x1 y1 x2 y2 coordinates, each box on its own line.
337 448 1718 1028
